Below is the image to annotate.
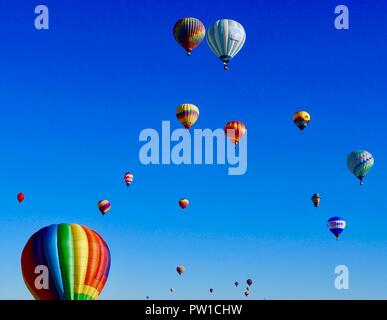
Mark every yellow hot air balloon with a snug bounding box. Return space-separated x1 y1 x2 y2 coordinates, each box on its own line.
293 111 311 131
176 104 199 129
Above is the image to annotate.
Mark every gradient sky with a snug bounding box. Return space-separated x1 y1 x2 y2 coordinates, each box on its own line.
0 0 386 299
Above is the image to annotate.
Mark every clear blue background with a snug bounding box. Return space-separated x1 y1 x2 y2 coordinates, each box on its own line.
0 0 386 299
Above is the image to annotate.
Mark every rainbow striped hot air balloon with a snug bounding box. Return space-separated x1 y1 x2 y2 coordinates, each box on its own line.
346 150 374 185
98 200 111 215
176 103 199 129
21 223 111 300
173 17 206 56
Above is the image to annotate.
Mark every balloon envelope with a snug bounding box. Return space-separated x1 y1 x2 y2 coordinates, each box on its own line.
311 193 321 208
173 17 206 55
21 223 111 300
224 121 246 145
98 200 111 215
346 150 374 185
207 19 246 69
179 199 189 209
17 192 25 203
176 265 186 276
176 104 199 129
327 217 346 239
247 279 253 286
293 111 311 131
124 172 134 187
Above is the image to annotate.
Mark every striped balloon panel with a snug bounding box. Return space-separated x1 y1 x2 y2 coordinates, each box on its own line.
98 200 111 214
346 150 374 179
21 224 111 300
224 121 247 145
207 19 246 62
327 217 346 237
176 104 199 129
173 18 205 52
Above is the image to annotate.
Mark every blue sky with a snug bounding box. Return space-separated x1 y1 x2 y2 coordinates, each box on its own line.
0 0 387 299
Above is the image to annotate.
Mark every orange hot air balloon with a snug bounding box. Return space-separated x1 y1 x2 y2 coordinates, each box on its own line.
224 121 246 145
179 199 189 209
176 265 186 276
17 192 25 204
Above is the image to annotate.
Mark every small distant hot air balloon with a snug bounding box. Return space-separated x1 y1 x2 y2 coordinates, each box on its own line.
327 217 346 240
124 172 134 187
146 296 150 300
176 104 199 129
176 265 186 276
207 19 246 70
245 291 250 297
293 111 311 131
224 121 246 146
209 288 214 293
173 17 206 56
178 199 189 209
247 279 253 287
170 288 175 293
98 200 111 215
17 192 25 204
235 282 239 287
346 150 374 185
311 193 321 208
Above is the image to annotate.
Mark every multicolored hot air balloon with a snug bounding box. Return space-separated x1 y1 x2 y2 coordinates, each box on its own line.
346 150 374 185
178 198 189 209
124 172 134 187
311 193 321 208
224 121 247 145
98 200 111 215
327 217 346 240
293 111 311 131
173 17 206 56
21 223 111 300
247 279 253 287
176 265 186 276
17 192 25 204
207 19 246 70
176 104 199 129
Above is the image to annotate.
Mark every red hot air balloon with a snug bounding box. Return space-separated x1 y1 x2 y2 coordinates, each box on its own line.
17 192 25 203
124 172 134 187
224 121 247 146
178 199 189 209
21 223 111 300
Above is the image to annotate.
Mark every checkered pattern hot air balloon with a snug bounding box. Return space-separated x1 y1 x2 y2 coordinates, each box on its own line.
124 172 134 187
21 224 111 300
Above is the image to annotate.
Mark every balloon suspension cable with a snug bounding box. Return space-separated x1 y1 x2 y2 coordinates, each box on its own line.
224 62 229 70
186 50 191 56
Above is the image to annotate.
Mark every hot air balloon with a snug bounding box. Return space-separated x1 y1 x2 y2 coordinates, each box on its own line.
176 104 199 129
247 279 253 287
346 150 374 185
207 19 246 70
124 172 134 187
224 121 246 146
98 200 111 215
311 193 321 208
21 223 111 300
17 192 25 204
245 291 250 297
235 282 239 287
293 111 311 131
209 288 214 293
178 198 189 209
173 17 206 56
176 265 186 276
170 288 175 293
146 296 150 300
327 217 346 240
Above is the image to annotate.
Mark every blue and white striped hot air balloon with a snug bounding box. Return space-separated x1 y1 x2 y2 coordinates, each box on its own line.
346 150 374 185
327 217 346 240
207 19 246 70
